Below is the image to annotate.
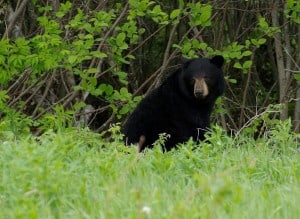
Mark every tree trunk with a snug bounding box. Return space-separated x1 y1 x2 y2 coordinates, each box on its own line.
293 24 300 132
271 0 289 120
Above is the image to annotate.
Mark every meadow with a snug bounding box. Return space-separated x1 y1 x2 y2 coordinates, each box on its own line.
1 1 299 218
1 121 300 219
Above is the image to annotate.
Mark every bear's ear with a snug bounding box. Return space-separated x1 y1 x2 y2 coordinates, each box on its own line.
210 55 224 68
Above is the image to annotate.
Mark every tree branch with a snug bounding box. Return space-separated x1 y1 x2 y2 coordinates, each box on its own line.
3 0 30 39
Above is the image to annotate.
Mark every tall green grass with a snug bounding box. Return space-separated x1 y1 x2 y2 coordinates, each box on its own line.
1 121 300 218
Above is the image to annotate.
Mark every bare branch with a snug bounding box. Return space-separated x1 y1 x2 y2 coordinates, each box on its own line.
3 0 30 38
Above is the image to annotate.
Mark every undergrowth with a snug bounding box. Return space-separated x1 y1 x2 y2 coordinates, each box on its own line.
0 120 300 218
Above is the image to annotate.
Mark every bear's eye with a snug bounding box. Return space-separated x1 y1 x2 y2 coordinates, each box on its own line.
204 76 211 81
190 78 195 85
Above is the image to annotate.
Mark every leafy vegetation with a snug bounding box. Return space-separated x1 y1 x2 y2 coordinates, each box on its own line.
0 1 300 218
0 1 299 133
1 122 300 218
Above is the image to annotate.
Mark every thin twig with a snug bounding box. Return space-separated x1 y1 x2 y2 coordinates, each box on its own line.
33 92 74 120
8 73 47 107
3 0 30 38
32 73 55 117
239 52 255 127
96 113 115 133
7 68 31 93
234 108 280 142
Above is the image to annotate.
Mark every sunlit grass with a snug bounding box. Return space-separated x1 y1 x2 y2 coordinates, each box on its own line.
1 122 300 218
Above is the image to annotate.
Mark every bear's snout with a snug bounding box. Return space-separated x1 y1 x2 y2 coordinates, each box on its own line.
194 78 209 99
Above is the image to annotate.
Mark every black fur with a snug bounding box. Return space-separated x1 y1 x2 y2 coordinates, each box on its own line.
122 55 225 151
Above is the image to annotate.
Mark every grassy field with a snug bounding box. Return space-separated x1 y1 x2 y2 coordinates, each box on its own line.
1 122 300 219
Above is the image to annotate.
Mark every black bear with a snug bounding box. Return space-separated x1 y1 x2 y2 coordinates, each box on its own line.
122 55 225 151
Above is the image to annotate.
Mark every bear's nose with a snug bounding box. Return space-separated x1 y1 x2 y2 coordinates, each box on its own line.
194 90 204 98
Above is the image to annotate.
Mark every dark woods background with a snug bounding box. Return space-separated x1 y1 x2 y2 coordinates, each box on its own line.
0 0 299 136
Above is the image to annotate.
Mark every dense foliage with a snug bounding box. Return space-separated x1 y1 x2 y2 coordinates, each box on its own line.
0 0 299 135
1 1 300 218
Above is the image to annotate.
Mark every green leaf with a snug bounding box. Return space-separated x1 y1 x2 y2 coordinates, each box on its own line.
99 84 113 96
0 90 9 103
199 42 208 50
152 5 162 14
89 77 97 87
228 78 237 84
116 33 126 47
243 60 252 69
0 55 5 65
120 87 129 96
117 57 130 64
68 55 77 64
138 28 146 34
250 39 258 46
87 68 99 74
294 74 300 81
126 54 135 60
73 101 86 111
233 62 242 69
172 44 182 49
242 51 252 57
245 40 251 48
170 9 181 20
90 51 107 58
56 11 65 18
199 5 212 26
179 0 185 8
119 105 130 115
258 17 269 29
56 0 72 18
257 38 266 45
116 71 128 85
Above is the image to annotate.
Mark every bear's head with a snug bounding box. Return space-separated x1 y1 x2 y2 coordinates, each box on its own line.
179 55 225 103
